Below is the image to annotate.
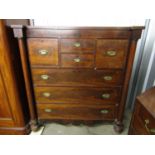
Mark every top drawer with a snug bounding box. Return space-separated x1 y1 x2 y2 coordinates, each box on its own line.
27 38 58 66
61 39 95 53
26 28 132 39
58 29 130 39
96 39 129 69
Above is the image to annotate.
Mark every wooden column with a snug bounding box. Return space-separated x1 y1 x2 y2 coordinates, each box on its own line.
12 25 39 131
114 29 143 132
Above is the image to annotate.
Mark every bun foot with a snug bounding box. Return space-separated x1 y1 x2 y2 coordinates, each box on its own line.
114 120 124 133
30 120 40 132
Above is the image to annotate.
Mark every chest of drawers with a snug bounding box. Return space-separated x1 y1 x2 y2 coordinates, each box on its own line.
12 26 143 132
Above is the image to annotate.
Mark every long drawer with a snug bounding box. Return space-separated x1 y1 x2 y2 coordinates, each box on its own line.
26 28 131 39
32 69 123 87
37 103 116 121
34 87 121 104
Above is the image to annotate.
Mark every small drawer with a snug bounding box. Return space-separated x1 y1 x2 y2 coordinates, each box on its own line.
32 69 123 87
34 87 121 104
61 54 94 68
96 39 129 69
37 103 116 121
27 38 58 66
61 39 95 53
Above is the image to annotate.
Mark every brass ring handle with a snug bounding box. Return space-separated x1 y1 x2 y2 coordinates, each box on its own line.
103 76 113 81
38 49 49 55
100 109 109 114
74 42 81 47
43 92 51 97
145 119 155 134
74 58 81 63
106 51 117 56
44 108 53 113
102 93 110 99
41 74 49 80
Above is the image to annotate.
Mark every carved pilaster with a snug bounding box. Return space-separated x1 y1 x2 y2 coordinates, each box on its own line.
12 25 39 131
130 27 144 40
11 25 24 38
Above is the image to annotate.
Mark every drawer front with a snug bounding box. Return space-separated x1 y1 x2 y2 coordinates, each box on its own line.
137 104 155 135
37 103 116 120
61 39 95 53
61 54 94 68
132 117 149 135
27 38 58 66
58 30 130 39
96 39 129 69
32 69 123 87
34 87 121 104
129 125 146 135
131 103 155 135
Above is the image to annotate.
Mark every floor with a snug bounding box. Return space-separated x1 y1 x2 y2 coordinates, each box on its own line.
30 110 132 135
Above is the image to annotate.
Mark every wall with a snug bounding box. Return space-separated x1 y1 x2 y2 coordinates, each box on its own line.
126 19 155 109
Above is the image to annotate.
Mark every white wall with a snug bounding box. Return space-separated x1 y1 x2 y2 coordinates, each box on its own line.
140 20 155 91
33 19 145 26
126 19 155 109
142 39 155 91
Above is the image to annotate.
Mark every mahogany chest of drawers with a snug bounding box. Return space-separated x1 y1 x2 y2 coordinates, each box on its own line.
12 26 143 132
129 87 155 135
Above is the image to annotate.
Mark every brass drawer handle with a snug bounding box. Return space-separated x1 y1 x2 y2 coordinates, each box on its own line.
74 42 81 47
100 109 109 114
44 108 53 113
106 51 116 56
145 119 155 134
38 49 49 55
74 58 81 63
102 93 110 99
43 92 51 97
103 76 113 81
41 74 49 80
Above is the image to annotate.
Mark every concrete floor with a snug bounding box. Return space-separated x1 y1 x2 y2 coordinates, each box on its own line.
39 110 132 135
